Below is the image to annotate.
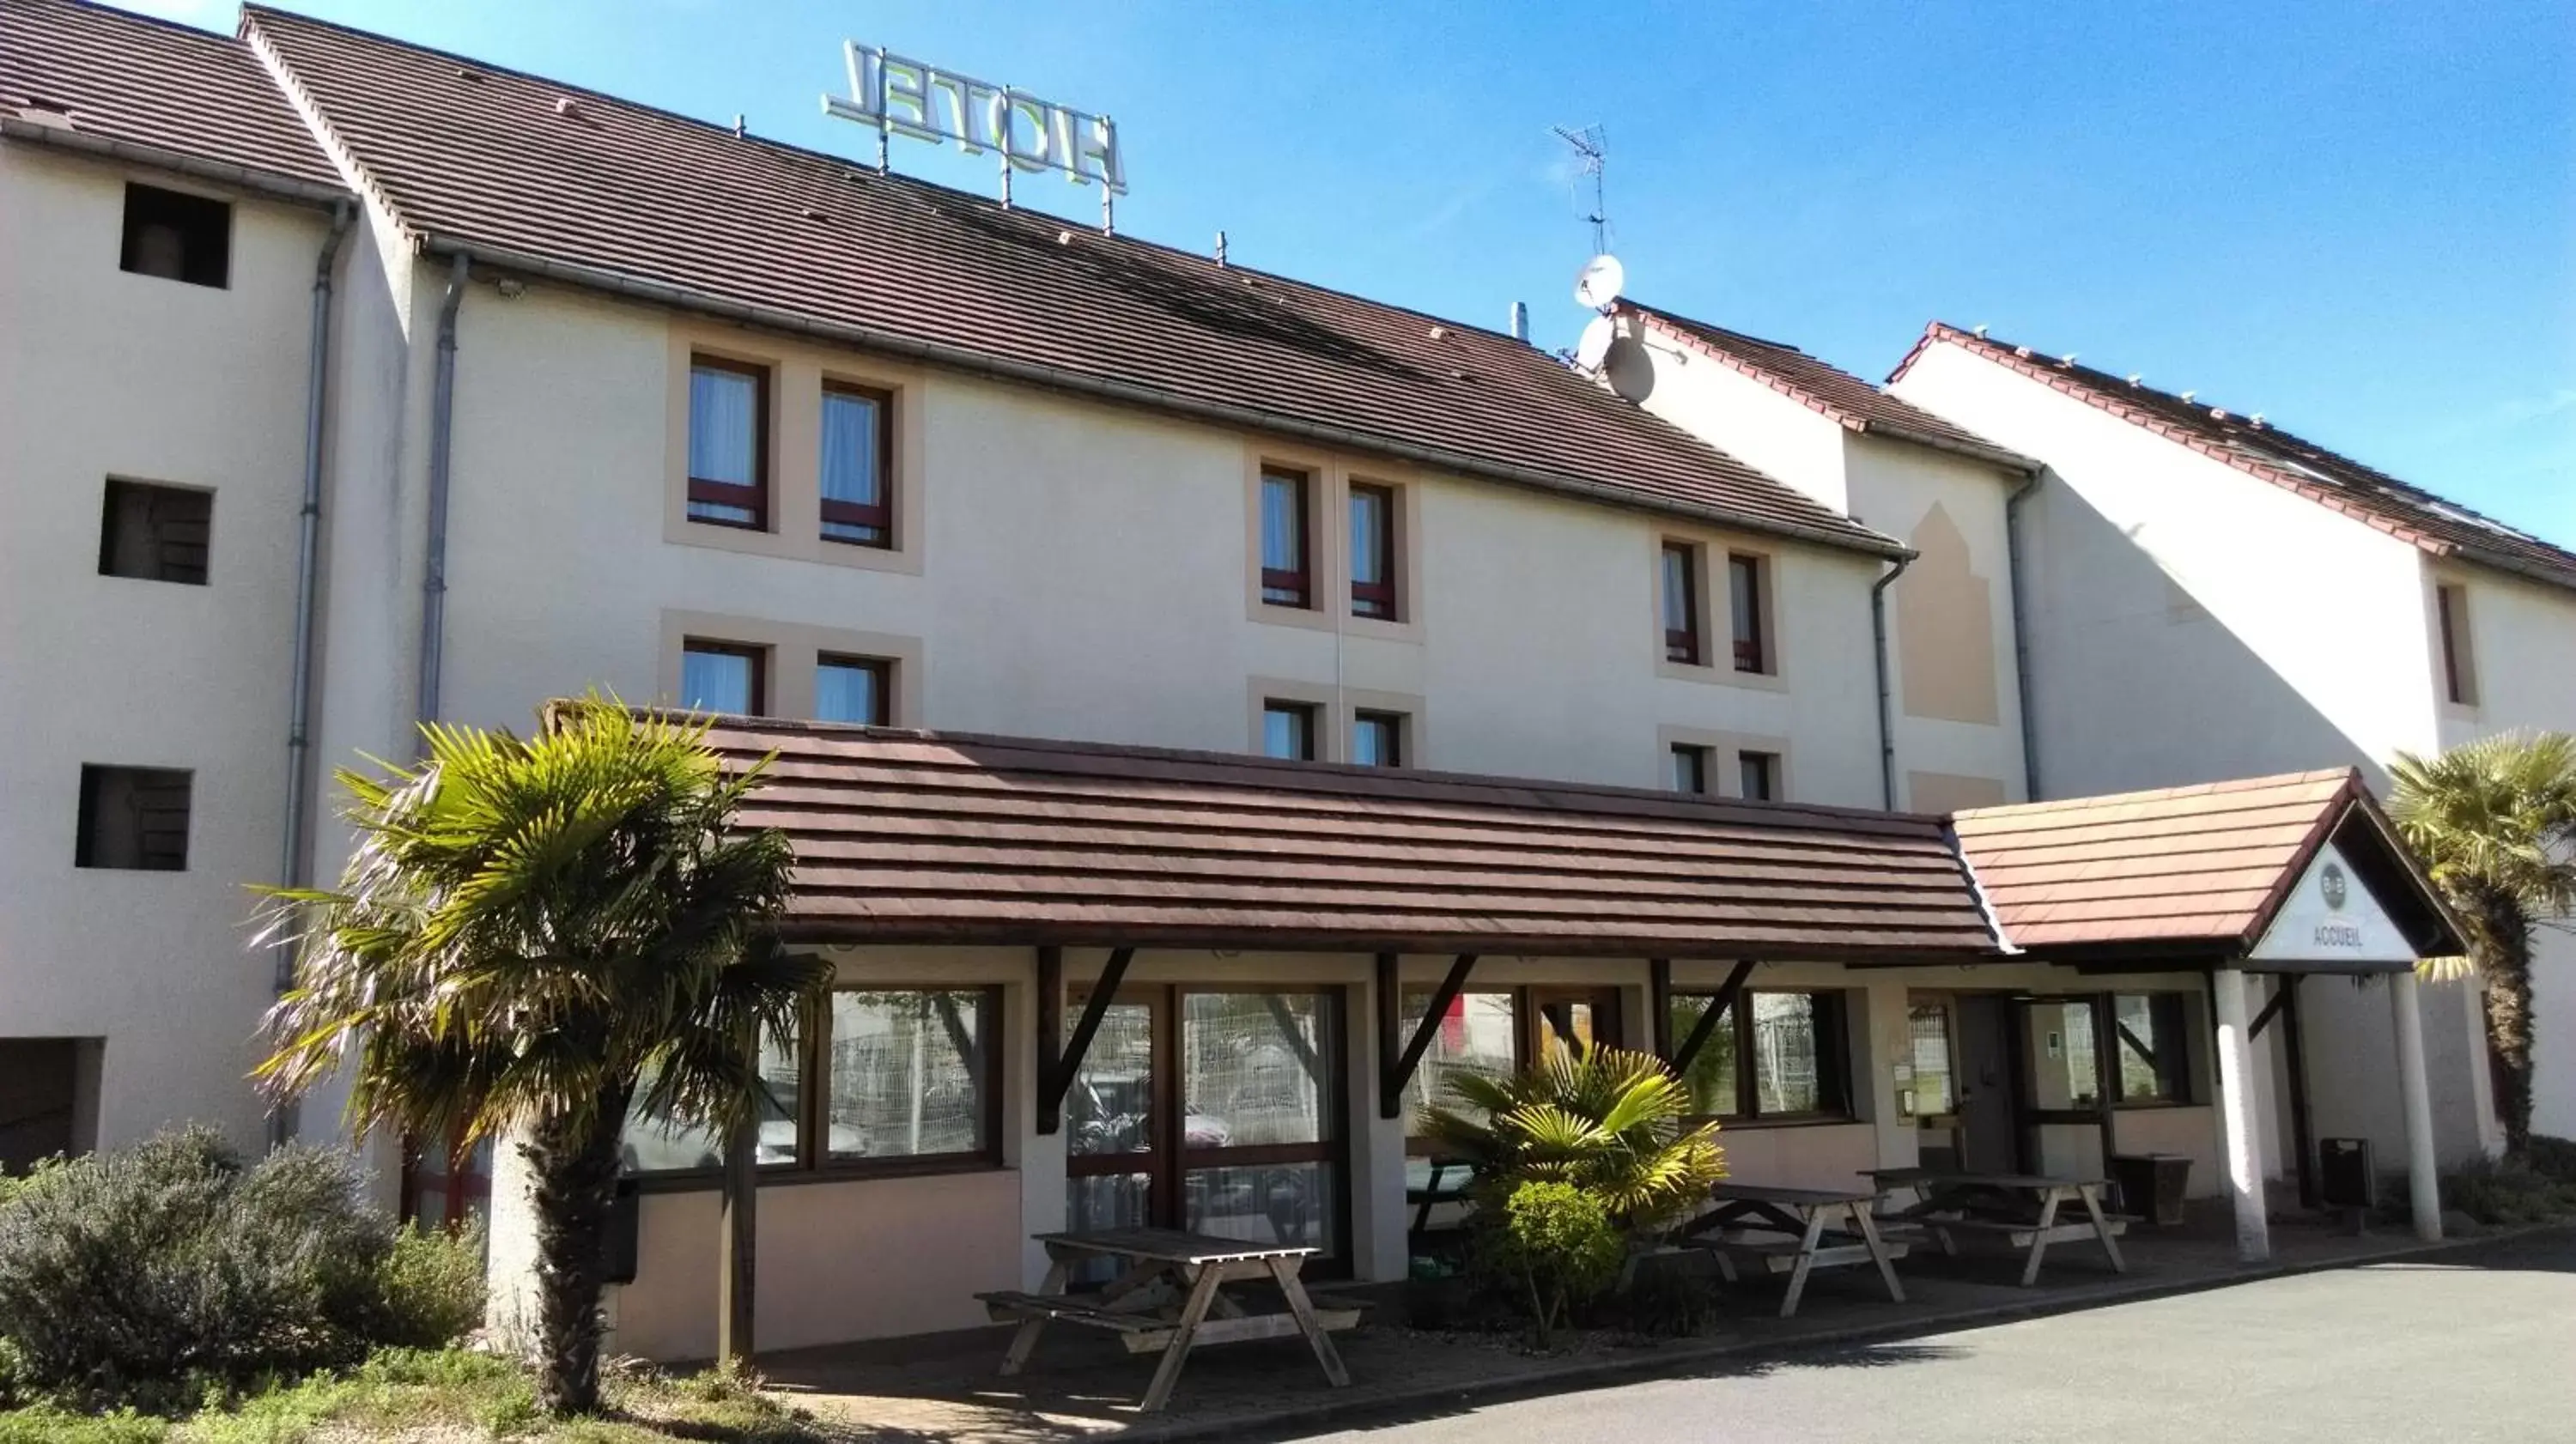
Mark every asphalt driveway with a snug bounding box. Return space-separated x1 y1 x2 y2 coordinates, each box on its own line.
1275 1231 2576 1444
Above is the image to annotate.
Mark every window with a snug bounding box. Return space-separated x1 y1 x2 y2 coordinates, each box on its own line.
1670 743 1710 795
2111 993 2191 1104
1349 482 1397 620
1907 1003 1956 1116
679 640 763 715
2436 583 2476 706
621 1018 803 1172
0 1040 95 1175
1260 468 1312 607
1398 989 1519 1132
1666 990 1850 1120
75 765 191 871
119 183 229 288
1352 710 1404 768
2038 998 2103 1107
687 356 769 529
1662 541 1703 664
816 655 890 725
819 383 893 547
1739 750 1779 802
1728 553 1771 672
1262 700 1317 761
98 481 210 585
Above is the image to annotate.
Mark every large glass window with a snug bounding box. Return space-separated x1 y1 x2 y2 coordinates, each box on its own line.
2112 993 2191 1103
824 990 991 1162
1908 1003 1957 1117
687 357 767 529
680 640 762 715
1260 468 1311 608
620 1021 801 1173
819 384 892 547
1662 541 1702 664
1350 482 1397 620
1664 990 1850 1121
1400 989 1519 1129
2038 999 2102 1108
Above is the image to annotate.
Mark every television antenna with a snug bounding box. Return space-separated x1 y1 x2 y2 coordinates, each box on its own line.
1552 123 1609 255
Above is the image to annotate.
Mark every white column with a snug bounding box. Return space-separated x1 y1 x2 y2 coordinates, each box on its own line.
2209 966 2270 1263
2391 972 2444 1241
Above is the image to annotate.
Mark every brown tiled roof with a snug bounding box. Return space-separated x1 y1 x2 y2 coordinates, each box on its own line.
222 6 1899 558
691 717 2006 962
1623 303 2034 472
0 0 339 194
1948 768 2452 957
1893 322 2576 592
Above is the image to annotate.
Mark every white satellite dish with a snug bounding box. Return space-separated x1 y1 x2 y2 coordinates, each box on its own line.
1574 314 1616 371
1573 252 1625 310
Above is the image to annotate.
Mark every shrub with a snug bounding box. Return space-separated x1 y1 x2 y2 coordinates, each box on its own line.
374 1217 489 1350
2524 1134 2576 1184
0 1127 393 1405
1421 1043 1723 1237
1479 1180 1625 1349
2439 1156 2576 1227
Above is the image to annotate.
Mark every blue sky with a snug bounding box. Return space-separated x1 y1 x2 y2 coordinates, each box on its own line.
158 0 2575 545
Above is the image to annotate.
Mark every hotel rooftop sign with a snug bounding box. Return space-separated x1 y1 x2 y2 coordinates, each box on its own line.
823 42 1126 224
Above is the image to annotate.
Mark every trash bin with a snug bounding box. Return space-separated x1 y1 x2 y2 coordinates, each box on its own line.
2110 1152 2192 1227
2318 1137 2376 1212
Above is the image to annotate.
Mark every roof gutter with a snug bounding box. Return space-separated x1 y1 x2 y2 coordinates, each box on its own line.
412 234 1911 563
2004 467 2043 801
416 252 469 736
0 118 348 210
1871 554 1914 810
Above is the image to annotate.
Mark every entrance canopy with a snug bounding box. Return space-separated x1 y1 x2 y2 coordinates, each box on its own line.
1949 769 2464 972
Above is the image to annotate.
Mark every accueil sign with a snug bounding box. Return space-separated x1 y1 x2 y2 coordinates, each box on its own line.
822 42 1126 194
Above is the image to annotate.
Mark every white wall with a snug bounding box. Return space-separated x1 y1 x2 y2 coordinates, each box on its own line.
0 146 331 1153
1623 319 1852 514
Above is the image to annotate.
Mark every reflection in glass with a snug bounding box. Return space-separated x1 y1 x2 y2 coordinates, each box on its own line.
1186 1162 1336 1253
1182 992 1330 1148
2044 1001 2100 1107
622 1021 799 1172
825 990 986 1161
1066 1000 1156 1156
1909 1003 1956 1116
1669 996 1740 1117
1753 992 1825 1115
1401 990 1516 1127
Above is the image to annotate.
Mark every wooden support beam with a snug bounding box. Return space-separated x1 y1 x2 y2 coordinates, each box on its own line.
715 1116 757 1368
1037 946 1133 1135
1035 945 1063 1135
2247 984 2290 1041
1672 960 1756 1077
1373 954 1400 1119
1649 960 1674 1063
2279 975 2318 1210
1382 953 1476 1119
2091 992 2119 1174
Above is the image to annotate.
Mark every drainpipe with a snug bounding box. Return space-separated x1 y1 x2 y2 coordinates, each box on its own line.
267 199 353 1150
2003 468 2043 801
1870 555 1913 810
416 253 471 734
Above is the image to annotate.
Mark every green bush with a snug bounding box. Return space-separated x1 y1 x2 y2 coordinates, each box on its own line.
374 1217 489 1350
2439 1156 2576 1227
1479 1180 1625 1349
2524 1134 2576 1184
0 1127 393 1405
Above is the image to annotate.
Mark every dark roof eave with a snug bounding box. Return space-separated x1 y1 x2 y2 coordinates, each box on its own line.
422 231 1914 564
1850 419 2042 476
775 919 2008 965
0 114 349 210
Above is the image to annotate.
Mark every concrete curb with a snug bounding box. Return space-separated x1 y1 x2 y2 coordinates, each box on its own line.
1119 1224 2573 1444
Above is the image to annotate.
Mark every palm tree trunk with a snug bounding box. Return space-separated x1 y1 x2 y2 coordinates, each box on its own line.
526 1086 632 1416
2476 895 2537 1156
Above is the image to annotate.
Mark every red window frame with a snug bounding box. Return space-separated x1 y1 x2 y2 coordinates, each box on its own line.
819 381 895 549
1662 541 1702 664
1261 469 1313 608
398 1125 492 1229
1729 552 1770 673
688 355 770 531
1350 482 1397 620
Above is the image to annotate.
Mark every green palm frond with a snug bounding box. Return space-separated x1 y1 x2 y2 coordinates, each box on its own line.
1428 1041 1726 1233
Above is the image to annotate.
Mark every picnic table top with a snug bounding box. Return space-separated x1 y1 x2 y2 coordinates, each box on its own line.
1033 1226 1317 1265
1709 1181 1883 1208
1867 1168 2103 1192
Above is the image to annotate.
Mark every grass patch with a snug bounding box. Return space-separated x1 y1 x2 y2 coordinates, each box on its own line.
0 1348 847 1442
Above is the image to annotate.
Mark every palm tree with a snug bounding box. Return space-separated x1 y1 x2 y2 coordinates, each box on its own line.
1419 1042 1724 1235
2389 731 2576 1157
255 701 829 1415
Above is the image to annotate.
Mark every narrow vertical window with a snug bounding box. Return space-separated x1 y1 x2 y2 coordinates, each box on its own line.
1662 541 1702 664
1729 553 1770 673
687 357 768 529
680 640 763 715
817 655 890 725
1739 750 1779 802
1262 701 1316 761
1350 482 1397 620
1670 743 1710 795
1261 468 1311 607
2435 583 2476 706
1352 710 1404 768
819 383 892 547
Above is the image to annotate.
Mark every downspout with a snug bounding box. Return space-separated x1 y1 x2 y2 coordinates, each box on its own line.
416 253 471 734
1870 555 1913 810
268 198 353 1150
2004 468 2043 801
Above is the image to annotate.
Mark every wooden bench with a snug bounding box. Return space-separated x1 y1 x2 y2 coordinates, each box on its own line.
979 1288 1370 1355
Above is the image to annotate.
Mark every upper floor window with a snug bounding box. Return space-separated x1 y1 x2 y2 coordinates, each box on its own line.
1260 467 1313 608
687 357 768 530
1350 482 1398 620
76 764 191 871
819 383 892 548
817 655 890 725
98 481 210 585
1670 743 1710 796
1728 553 1771 673
1662 541 1702 664
2435 582 2476 706
120 183 228 288
1738 750 1779 802
1263 700 1317 761
1352 710 1405 768
680 640 764 715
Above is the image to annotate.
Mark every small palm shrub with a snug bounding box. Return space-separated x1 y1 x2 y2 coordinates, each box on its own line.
1420 1042 1724 1235
374 1217 489 1350
1481 1181 1624 1349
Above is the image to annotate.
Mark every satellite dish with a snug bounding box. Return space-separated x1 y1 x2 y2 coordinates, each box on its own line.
1574 315 1616 371
1573 252 1625 310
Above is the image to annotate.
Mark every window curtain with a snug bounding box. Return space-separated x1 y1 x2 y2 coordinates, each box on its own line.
1350 491 1384 585
817 661 882 725
820 391 883 505
1261 476 1303 572
680 648 753 713
689 367 757 483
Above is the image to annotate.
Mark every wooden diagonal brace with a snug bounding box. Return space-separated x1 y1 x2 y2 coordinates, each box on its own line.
1671 959 1756 1077
1380 953 1476 1119
1037 945 1133 1135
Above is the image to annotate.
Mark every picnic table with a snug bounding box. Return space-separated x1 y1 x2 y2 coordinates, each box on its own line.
976 1227 1360 1413
1677 1181 1910 1317
1868 1168 2129 1286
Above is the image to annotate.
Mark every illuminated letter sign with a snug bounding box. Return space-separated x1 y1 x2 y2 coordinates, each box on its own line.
823 42 1125 193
